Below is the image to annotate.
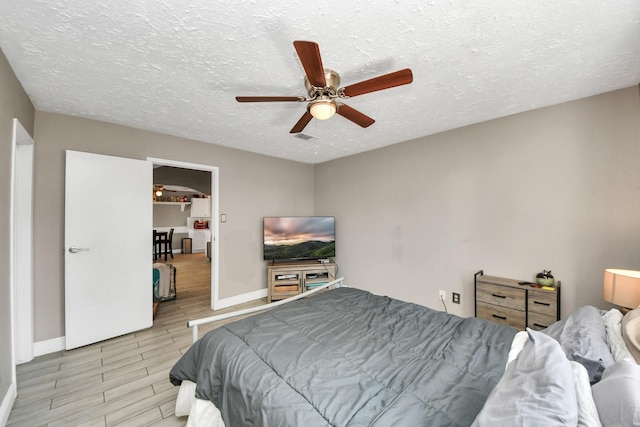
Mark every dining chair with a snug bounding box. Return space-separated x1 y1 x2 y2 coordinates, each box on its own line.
153 230 164 261
156 228 174 261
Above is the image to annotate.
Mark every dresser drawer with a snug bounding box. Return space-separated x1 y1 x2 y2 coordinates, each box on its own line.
476 301 526 329
527 289 557 318
476 282 526 311
527 312 557 330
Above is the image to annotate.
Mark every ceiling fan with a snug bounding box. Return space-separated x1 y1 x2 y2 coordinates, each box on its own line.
153 185 177 197
235 41 414 134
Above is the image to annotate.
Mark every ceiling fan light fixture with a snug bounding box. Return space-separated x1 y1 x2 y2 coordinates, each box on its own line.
236 41 413 133
308 99 337 120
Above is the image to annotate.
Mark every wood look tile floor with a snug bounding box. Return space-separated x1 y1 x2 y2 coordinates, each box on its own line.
8 253 266 427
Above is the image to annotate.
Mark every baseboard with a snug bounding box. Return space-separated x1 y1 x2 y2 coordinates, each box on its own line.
31 290 266 357
0 381 16 426
33 336 66 357
214 288 267 310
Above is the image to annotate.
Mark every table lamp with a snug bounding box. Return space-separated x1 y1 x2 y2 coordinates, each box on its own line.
603 269 640 313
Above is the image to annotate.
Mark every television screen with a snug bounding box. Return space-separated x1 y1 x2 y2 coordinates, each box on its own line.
263 216 335 261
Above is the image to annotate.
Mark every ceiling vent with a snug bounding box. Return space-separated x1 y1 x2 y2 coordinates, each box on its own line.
294 133 316 141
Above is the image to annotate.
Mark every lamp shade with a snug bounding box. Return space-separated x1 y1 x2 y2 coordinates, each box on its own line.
603 269 640 309
309 100 336 120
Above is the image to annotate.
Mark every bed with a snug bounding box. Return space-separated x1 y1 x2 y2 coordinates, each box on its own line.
170 284 640 427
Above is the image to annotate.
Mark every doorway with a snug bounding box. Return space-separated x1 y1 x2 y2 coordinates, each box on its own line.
10 118 34 367
148 158 219 310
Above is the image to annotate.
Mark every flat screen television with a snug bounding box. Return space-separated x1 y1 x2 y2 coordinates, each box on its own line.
263 216 335 261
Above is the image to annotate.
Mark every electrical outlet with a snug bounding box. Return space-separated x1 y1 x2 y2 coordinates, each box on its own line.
439 290 446 301
452 292 461 304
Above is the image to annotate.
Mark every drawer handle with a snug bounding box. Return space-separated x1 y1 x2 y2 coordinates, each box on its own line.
533 323 548 328
491 294 507 299
533 301 550 306
492 314 507 320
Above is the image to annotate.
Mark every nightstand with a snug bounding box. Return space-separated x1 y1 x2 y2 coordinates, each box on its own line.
474 271 560 330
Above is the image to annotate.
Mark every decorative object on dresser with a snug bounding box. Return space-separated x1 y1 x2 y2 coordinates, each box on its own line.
474 270 561 330
267 260 337 303
602 269 640 312
535 270 554 286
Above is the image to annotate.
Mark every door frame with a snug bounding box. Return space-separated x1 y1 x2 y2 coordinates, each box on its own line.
147 158 221 309
10 118 34 367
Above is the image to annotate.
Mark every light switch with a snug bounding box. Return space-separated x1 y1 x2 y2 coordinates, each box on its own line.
221 214 227 223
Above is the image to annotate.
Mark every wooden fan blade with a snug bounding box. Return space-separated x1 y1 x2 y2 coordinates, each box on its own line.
290 111 314 133
293 41 326 87
236 96 304 102
341 68 413 98
336 104 375 128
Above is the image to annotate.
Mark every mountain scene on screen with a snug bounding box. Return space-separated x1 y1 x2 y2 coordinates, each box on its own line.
264 240 335 260
264 217 335 260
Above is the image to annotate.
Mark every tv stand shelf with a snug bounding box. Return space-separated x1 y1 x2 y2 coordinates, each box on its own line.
267 261 337 303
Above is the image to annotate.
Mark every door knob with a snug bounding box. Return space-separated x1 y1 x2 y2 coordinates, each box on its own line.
68 246 90 253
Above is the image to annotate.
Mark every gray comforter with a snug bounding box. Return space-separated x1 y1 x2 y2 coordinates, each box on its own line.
170 287 516 426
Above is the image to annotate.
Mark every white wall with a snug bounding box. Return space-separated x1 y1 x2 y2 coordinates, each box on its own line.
315 87 640 318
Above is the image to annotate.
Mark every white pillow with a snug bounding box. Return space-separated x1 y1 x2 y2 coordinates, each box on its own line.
602 308 634 362
570 361 602 427
622 308 640 364
472 329 578 426
592 360 640 426
506 331 528 368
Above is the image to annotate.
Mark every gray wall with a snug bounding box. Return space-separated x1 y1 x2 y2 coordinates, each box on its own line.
32 111 314 342
5 43 639 362
153 204 190 228
0 49 35 412
315 86 640 318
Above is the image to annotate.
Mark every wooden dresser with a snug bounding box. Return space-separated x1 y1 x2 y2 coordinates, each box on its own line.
474 271 560 330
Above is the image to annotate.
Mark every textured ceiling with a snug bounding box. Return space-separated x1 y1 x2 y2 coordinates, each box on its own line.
1 1 640 164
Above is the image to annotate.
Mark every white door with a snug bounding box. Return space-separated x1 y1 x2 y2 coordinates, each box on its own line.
65 150 152 349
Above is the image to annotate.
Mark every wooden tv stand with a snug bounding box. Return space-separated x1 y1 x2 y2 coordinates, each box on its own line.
267 260 337 303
